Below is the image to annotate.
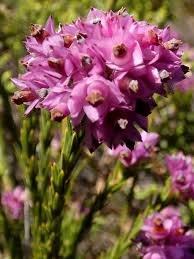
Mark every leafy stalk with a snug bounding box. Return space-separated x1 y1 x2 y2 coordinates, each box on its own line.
32 118 83 259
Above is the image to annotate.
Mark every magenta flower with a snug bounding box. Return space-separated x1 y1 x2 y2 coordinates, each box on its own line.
143 246 167 259
1 186 25 219
133 131 159 162
143 245 193 259
176 75 194 92
176 43 194 92
138 207 194 259
142 207 182 241
107 144 132 167
12 9 187 150
165 152 194 199
143 245 192 259
68 75 123 125
108 131 159 166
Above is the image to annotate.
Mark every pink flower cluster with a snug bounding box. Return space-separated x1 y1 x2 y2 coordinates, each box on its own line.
165 152 194 199
138 207 194 259
12 8 187 150
1 186 25 219
108 131 159 166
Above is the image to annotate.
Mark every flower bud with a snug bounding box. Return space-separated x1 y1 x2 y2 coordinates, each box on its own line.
12 90 36 105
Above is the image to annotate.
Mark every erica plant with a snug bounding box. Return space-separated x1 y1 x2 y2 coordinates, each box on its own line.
12 8 187 151
1 6 192 259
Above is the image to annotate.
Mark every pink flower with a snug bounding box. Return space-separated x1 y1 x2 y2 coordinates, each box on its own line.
176 43 194 92
142 207 182 241
108 131 159 166
68 75 123 125
12 9 187 151
143 247 167 259
176 74 194 92
138 207 194 259
165 152 194 199
133 131 159 162
1 186 25 219
107 144 132 167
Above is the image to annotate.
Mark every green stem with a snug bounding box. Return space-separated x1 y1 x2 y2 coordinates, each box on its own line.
32 118 84 259
0 82 19 184
107 0 118 10
0 208 23 259
66 185 109 259
127 172 138 214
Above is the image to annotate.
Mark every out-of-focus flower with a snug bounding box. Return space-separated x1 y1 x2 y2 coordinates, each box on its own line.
143 246 167 259
176 75 194 92
165 152 194 199
12 9 187 151
51 131 61 154
176 43 194 92
107 144 132 167
1 186 25 219
142 207 182 241
133 131 159 162
138 207 194 259
108 131 159 166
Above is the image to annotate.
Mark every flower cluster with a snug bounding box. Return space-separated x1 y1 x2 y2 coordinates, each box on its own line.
166 152 194 199
108 131 159 166
1 186 25 219
12 8 187 150
138 207 194 259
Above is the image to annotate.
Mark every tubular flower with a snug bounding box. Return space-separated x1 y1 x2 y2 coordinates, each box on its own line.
12 9 187 150
176 43 194 92
1 186 26 219
165 152 194 199
137 207 194 259
108 131 159 166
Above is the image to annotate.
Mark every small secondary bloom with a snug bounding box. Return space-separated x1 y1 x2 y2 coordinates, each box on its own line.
176 43 194 92
1 186 25 219
142 207 182 241
133 131 159 163
108 131 159 166
137 207 194 259
176 74 194 92
107 144 132 167
165 152 194 199
12 9 187 151
143 246 167 259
